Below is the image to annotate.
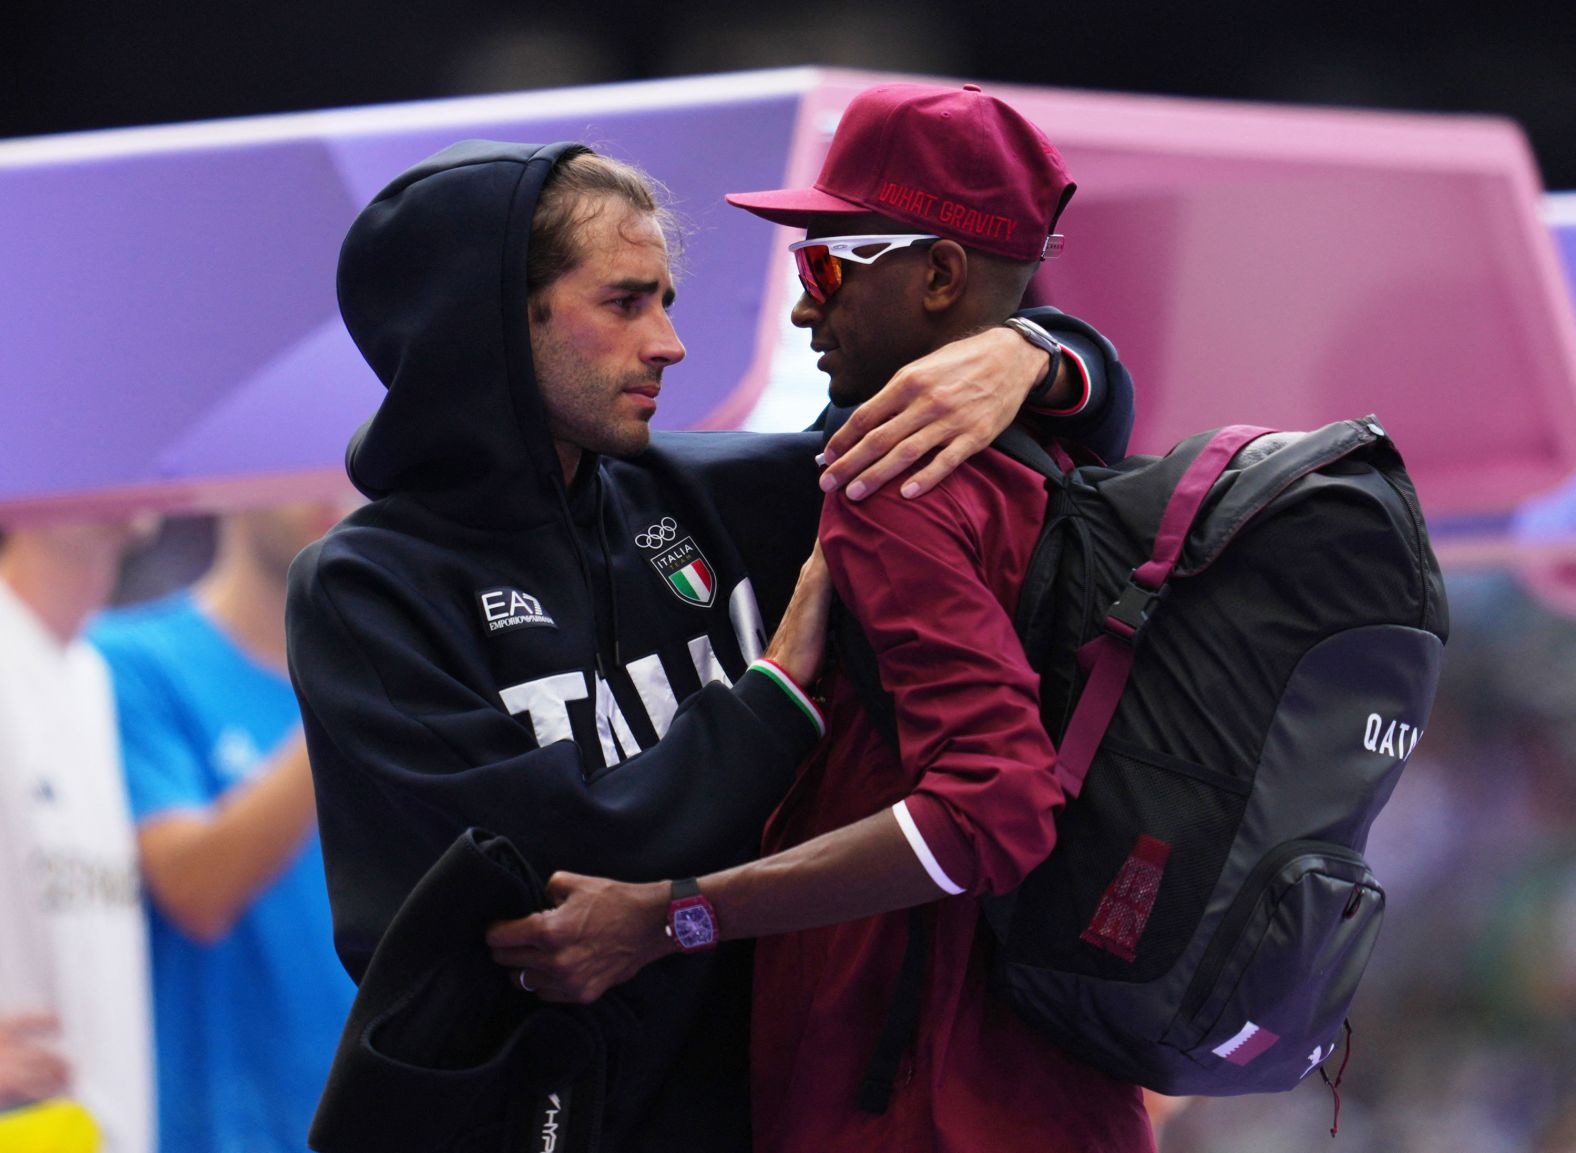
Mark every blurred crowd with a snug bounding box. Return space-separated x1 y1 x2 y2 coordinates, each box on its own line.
1 505 355 1153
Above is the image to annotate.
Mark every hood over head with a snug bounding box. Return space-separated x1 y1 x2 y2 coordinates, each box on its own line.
338 139 585 528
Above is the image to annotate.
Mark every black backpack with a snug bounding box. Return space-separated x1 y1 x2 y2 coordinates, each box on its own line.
848 415 1447 1105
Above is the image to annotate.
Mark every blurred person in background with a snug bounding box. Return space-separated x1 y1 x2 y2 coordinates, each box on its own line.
89 501 356 1153
0 519 155 1153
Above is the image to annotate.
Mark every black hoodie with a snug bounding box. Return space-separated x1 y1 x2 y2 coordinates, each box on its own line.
287 140 1134 1152
287 140 832 1151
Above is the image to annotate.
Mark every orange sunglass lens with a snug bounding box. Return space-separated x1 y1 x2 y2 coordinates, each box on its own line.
794 245 842 302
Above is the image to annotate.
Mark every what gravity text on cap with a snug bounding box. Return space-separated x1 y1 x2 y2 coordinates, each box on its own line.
726 82 1076 262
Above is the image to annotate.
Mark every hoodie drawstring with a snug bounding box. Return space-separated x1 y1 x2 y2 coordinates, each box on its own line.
553 469 626 679
554 482 609 680
592 471 624 671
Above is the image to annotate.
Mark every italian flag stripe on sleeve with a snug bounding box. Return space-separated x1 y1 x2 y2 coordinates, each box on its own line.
750 660 825 737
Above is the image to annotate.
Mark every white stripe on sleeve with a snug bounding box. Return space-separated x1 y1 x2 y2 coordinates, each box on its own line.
892 800 965 895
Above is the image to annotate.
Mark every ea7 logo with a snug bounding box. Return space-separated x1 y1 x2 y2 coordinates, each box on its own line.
1363 713 1423 760
477 588 557 635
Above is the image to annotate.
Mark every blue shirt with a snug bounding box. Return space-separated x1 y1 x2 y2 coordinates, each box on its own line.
90 592 355 1153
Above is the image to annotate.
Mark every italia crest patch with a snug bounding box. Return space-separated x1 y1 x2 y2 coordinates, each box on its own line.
635 516 716 607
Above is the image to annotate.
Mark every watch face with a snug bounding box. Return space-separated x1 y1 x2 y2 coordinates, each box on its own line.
673 904 716 949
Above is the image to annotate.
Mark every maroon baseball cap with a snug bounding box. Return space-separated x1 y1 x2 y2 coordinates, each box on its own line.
726 82 1076 261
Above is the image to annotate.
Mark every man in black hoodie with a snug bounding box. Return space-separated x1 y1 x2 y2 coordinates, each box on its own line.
287 139 1130 1152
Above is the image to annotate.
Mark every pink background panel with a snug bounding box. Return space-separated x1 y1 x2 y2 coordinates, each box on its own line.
778 71 1576 525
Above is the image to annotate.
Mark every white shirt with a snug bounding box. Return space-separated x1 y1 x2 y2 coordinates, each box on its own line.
0 578 153 1153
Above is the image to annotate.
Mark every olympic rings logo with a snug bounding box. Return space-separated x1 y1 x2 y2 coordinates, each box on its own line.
635 517 679 550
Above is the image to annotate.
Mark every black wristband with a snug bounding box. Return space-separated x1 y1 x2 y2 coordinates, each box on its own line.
1004 317 1065 409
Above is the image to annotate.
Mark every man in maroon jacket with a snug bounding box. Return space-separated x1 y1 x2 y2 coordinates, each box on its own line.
489 82 1155 1153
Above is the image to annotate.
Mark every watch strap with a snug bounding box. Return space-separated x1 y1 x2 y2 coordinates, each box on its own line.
671 877 701 901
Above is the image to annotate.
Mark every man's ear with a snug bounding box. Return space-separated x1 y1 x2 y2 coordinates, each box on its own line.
922 240 968 314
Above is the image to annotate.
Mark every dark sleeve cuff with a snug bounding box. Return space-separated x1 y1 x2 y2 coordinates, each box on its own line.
736 661 825 757
1015 305 1134 464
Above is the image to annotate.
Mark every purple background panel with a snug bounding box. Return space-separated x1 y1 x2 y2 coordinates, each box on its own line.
0 82 800 521
153 318 379 478
6 69 1576 539
0 140 354 501
313 93 800 431
1552 206 1576 309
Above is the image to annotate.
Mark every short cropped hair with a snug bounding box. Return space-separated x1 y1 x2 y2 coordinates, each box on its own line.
526 148 679 321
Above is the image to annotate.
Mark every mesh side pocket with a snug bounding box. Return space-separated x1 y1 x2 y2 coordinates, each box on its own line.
1002 739 1249 983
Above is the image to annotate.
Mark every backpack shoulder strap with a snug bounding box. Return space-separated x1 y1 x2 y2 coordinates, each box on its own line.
829 593 896 750
839 424 1065 1115
1036 416 1389 794
992 423 1076 482
1056 424 1274 792
826 593 921 1115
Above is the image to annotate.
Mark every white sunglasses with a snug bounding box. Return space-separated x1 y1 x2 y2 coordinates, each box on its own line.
786 234 941 302
788 232 1064 302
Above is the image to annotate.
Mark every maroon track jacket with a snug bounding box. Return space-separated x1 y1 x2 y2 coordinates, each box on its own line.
752 446 1155 1153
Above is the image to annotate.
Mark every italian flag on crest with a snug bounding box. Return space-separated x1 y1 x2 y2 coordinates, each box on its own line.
649 536 716 607
668 558 715 605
